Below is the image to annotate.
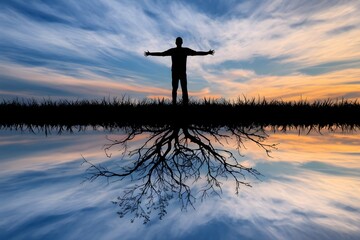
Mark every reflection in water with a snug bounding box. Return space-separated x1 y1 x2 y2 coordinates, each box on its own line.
1 124 360 239
84 124 277 223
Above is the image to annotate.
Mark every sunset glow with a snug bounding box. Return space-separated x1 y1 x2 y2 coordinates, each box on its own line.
1 1 359 101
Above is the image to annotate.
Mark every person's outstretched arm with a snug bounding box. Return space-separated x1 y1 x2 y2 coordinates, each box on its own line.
192 49 215 56
144 49 171 57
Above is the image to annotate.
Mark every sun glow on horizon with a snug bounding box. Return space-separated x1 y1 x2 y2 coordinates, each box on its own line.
0 1 359 101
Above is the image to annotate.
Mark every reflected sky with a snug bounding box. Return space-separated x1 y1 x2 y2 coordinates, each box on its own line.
0 127 359 240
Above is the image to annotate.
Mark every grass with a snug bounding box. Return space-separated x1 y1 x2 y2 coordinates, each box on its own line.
1 97 359 130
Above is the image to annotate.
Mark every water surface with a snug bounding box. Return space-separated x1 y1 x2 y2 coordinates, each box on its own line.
0 125 359 240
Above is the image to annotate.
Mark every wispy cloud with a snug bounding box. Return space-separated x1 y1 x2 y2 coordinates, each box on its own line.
1 130 360 239
204 68 360 101
0 0 359 100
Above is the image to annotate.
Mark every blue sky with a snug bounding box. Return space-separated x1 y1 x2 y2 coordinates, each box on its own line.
0 0 359 101
1 129 360 239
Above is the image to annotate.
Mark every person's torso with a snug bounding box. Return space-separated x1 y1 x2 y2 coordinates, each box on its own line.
170 47 192 73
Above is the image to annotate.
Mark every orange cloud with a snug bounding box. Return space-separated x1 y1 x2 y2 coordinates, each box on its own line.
204 68 360 101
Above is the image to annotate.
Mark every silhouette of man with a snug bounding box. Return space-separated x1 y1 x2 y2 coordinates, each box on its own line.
145 37 214 105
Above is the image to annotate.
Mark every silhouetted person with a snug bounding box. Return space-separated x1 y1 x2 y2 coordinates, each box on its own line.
145 37 214 105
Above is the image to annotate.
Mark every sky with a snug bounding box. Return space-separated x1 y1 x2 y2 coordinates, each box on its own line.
1 128 360 239
0 0 360 101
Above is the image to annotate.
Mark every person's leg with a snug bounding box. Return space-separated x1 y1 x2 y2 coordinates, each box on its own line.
172 72 179 105
180 73 188 105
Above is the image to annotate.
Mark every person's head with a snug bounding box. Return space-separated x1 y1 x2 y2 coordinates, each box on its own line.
175 37 183 47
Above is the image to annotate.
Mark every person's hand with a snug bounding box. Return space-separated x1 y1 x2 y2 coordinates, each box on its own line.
144 51 150 57
208 49 215 55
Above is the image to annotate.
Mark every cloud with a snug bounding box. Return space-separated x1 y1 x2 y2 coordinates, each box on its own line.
1 127 360 239
203 68 360 101
0 0 359 100
0 62 170 99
